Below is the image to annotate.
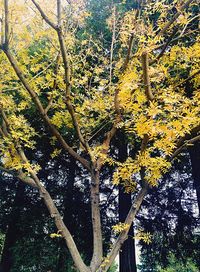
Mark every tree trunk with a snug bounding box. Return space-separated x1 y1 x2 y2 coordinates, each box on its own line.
0 181 26 272
119 187 137 272
56 156 76 271
189 142 200 213
117 131 137 272
90 170 103 271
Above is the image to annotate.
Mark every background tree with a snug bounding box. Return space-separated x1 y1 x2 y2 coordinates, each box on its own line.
138 155 200 271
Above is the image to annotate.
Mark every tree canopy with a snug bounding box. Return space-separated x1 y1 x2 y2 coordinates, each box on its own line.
0 0 199 271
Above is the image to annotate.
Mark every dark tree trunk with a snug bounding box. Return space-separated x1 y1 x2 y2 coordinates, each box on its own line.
0 181 25 272
117 131 137 272
57 156 76 271
119 187 137 272
189 142 200 213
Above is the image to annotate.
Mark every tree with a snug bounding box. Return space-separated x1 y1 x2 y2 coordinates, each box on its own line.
158 253 199 272
0 181 26 272
189 142 200 212
0 0 199 271
138 155 200 271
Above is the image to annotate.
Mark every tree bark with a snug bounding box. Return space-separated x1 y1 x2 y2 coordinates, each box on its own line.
189 142 200 213
90 170 103 271
0 181 26 272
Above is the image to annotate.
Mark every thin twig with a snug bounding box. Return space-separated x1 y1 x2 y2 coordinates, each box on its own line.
109 5 116 85
175 69 200 88
150 27 178 65
171 134 200 160
31 0 58 30
158 0 194 36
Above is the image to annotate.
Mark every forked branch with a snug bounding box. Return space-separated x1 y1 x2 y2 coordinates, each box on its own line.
0 109 90 272
31 0 90 153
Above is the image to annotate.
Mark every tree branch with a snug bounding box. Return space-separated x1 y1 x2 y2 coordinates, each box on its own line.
3 0 9 49
0 109 89 271
31 0 58 30
150 27 178 65
17 147 90 272
158 0 194 36
122 35 134 72
93 7 141 171
175 69 200 88
101 183 149 271
0 165 14 175
154 29 199 51
0 111 89 272
122 9 140 71
57 0 62 27
31 0 90 153
171 134 200 160
175 124 200 151
141 51 154 101
1 1 90 170
109 5 116 85
3 49 90 171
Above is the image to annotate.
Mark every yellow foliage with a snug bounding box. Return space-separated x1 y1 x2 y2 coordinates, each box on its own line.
50 233 62 239
134 230 152 245
112 223 130 234
0 0 199 246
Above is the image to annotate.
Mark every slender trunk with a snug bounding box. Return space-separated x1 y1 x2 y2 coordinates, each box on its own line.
189 142 200 213
118 131 137 272
0 182 26 272
90 170 103 271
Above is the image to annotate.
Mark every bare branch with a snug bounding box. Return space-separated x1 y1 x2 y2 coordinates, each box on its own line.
122 35 134 71
31 0 58 30
90 171 103 270
109 5 116 85
17 170 37 187
0 165 14 175
175 124 200 151
57 0 62 27
3 0 9 49
180 13 200 36
122 9 140 71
